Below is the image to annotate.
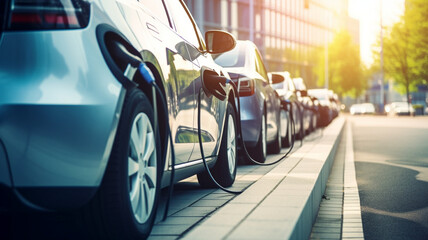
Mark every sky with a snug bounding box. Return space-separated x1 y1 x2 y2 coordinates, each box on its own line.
348 0 405 66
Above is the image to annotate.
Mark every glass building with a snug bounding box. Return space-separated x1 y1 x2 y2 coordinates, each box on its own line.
184 0 359 88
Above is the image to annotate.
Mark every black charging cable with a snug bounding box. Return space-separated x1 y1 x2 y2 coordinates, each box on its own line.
227 80 296 166
197 89 243 194
196 83 296 194
138 63 175 221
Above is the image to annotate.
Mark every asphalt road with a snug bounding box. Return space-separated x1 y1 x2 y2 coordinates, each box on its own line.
350 115 428 239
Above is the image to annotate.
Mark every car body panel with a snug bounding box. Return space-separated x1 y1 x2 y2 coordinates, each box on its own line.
214 41 281 147
0 0 233 210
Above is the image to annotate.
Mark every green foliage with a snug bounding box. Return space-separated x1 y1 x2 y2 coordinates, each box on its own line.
372 0 428 102
404 0 428 86
315 30 365 97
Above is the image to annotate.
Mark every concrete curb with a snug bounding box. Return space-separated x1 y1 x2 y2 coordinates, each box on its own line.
182 116 346 240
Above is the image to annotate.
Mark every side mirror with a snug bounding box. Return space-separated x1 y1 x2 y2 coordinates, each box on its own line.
270 73 285 84
205 30 236 54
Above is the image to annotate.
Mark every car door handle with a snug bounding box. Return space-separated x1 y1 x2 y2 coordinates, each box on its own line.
146 22 162 41
146 22 159 35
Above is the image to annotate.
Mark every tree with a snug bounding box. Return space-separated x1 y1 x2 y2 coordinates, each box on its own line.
372 0 428 106
315 30 365 97
381 22 417 106
404 0 428 87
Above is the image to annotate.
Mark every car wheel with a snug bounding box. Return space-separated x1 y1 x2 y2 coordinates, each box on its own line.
268 111 281 154
83 88 161 239
282 112 293 148
296 108 304 140
248 113 267 163
312 113 317 131
198 103 237 188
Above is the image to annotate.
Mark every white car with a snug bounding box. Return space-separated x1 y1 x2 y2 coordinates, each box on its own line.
350 103 375 115
388 102 415 116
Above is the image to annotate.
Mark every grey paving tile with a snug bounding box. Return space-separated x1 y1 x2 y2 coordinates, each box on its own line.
311 227 341 233
191 199 230 207
313 222 342 228
182 225 232 240
227 220 294 240
342 222 364 228
246 206 301 221
150 224 190 235
343 227 365 233
342 232 364 238
157 216 202 226
173 206 217 217
201 193 235 200
310 232 341 239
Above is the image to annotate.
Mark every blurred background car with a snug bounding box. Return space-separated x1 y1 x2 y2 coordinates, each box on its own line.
309 96 320 131
350 103 376 115
328 90 341 118
214 40 282 163
387 102 415 116
269 71 302 147
308 89 334 127
292 77 313 137
0 0 238 238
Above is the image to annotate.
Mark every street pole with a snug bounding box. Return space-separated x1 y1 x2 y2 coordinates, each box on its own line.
324 13 329 90
249 0 254 42
380 0 384 113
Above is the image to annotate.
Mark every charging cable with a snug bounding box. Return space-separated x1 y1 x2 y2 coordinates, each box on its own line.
138 63 176 221
226 80 296 166
194 79 296 194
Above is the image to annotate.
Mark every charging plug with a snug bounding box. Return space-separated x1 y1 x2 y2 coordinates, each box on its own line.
139 62 155 85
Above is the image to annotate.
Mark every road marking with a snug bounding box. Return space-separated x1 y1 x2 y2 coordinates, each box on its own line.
342 122 364 239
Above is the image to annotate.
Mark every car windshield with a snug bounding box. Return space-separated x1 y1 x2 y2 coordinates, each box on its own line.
213 43 245 67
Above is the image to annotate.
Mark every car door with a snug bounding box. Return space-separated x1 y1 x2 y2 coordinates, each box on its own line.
165 0 225 161
254 48 280 141
120 0 197 165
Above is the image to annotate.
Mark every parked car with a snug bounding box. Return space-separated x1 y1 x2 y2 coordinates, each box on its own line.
387 102 415 116
350 103 376 115
0 0 238 238
309 96 320 130
308 89 334 127
292 78 313 137
269 71 302 147
329 91 341 118
213 40 282 163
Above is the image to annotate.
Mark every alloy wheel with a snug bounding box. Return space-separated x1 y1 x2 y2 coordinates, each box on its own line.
227 114 236 175
128 113 157 224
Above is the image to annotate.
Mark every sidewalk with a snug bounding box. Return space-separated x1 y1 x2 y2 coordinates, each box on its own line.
182 116 345 239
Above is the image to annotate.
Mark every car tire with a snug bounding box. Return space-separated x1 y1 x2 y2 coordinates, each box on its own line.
282 112 293 148
296 107 304 140
82 88 161 240
198 103 237 188
247 113 267 163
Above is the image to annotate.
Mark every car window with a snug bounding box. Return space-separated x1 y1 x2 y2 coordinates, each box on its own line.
139 0 171 26
254 49 268 81
166 0 202 49
213 43 245 67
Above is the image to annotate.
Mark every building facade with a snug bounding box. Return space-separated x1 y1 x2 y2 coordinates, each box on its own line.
184 0 359 88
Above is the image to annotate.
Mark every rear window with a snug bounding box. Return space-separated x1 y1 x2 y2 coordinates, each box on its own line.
213 43 245 68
